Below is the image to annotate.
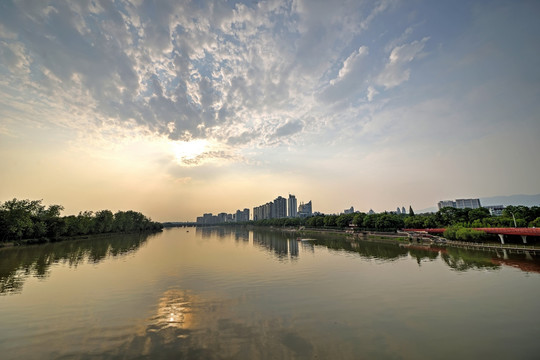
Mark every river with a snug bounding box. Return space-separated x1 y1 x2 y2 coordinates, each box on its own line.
1 227 539 359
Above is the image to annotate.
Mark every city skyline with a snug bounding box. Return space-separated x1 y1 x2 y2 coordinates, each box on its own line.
1 1 539 222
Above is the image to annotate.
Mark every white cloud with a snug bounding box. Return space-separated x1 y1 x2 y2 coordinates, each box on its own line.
366 86 378 101
377 37 429 88
319 46 369 103
334 46 369 84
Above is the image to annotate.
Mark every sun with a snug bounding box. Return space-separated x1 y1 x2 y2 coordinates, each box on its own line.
172 139 208 165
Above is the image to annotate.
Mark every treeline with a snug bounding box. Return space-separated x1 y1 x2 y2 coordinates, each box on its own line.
249 212 404 231
403 205 540 229
246 205 540 232
0 198 163 243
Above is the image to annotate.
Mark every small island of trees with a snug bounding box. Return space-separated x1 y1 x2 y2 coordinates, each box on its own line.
0 198 163 245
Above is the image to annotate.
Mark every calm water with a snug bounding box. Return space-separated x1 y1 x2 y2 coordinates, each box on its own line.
1 227 540 359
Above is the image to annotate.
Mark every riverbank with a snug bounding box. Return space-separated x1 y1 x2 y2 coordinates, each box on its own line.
267 226 540 255
0 229 162 249
262 226 410 243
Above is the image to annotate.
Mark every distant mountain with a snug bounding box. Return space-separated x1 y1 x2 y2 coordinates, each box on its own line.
479 194 540 207
417 206 437 214
417 194 540 214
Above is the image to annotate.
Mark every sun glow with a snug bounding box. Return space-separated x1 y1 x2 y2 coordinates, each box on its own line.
172 139 208 165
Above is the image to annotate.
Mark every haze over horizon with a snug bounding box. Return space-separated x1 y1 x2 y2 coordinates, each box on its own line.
1 0 539 222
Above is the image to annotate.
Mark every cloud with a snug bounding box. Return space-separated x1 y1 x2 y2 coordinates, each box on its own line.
0 41 30 74
334 46 369 84
177 150 238 167
0 0 421 163
273 120 304 138
366 86 378 101
319 46 369 103
376 37 429 88
227 131 260 146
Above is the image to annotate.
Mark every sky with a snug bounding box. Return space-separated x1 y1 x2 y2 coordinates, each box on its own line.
1 0 539 221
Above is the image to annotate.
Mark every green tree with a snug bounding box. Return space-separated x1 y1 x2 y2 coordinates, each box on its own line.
336 214 354 228
530 217 540 228
468 208 490 223
404 216 425 229
324 215 337 227
409 206 415 216
363 214 376 229
352 213 366 227
0 199 44 240
94 210 114 233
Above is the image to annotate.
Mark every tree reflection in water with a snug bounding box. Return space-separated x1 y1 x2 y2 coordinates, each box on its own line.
196 228 540 273
0 233 155 295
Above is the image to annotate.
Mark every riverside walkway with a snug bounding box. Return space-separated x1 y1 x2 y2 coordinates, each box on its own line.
442 240 540 256
403 227 540 246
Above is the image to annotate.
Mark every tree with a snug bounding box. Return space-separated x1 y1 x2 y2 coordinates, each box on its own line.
363 214 376 229
336 214 354 228
404 216 425 229
324 215 337 227
352 213 365 226
0 199 44 240
94 210 114 233
468 208 490 222
409 206 415 216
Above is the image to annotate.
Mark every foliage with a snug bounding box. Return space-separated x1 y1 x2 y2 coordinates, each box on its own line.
444 226 487 241
0 199 163 243
243 205 540 235
530 217 540 228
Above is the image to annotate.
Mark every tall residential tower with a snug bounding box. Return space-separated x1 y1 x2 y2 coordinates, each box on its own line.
288 194 297 218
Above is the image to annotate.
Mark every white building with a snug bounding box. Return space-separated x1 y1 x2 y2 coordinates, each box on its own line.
298 201 313 218
455 198 481 209
438 198 482 210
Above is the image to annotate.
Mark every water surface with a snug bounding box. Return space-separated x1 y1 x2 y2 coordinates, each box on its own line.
1 227 539 359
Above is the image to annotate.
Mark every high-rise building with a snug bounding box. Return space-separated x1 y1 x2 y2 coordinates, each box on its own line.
438 198 482 210
438 200 456 210
274 196 287 219
288 194 297 218
402 206 406 214
217 213 227 223
396 207 401 215
298 201 312 218
455 198 481 209
202 213 217 225
234 208 250 222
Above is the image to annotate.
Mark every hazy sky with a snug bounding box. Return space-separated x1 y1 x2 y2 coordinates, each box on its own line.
1 0 539 221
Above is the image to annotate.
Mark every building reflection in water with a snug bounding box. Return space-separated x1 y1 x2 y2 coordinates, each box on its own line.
252 231 300 261
196 226 249 242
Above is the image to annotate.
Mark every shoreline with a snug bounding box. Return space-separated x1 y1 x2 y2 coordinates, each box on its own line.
263 226 540 255
0 229 162 249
